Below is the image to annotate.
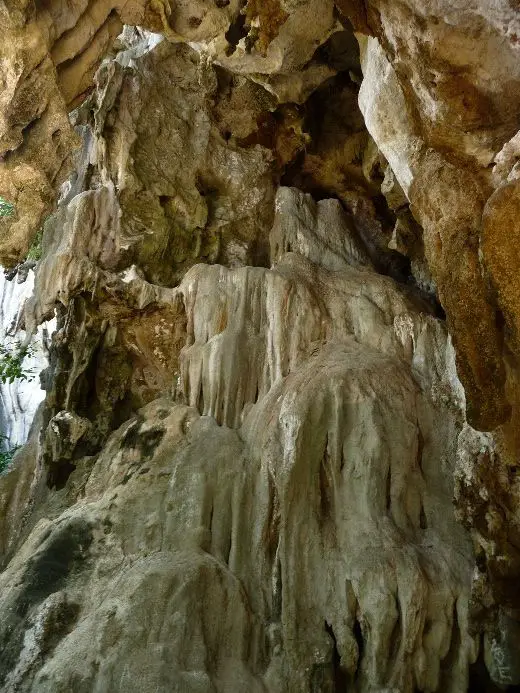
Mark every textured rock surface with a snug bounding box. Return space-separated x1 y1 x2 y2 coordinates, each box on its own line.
1 2 520 691
354 7 520 667
0 185 476 692
0 267 51 448
0 0 339 264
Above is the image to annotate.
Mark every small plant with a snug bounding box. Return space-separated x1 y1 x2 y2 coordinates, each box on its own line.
0 435 19 474
26 228 43 261
0 342 36 384
0 197 15 218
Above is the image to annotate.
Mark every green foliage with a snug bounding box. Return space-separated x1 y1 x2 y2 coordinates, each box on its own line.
26 228 43 261
0 197 15 218
0 341 36 384
0 342 33 472
0 435 19 474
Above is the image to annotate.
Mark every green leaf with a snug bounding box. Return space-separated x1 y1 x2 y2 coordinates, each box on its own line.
0 443 20 473
0 341 36 384
0 197 15 218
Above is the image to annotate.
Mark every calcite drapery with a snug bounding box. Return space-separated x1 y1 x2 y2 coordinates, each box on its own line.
0 184 475 692
2 1 520 690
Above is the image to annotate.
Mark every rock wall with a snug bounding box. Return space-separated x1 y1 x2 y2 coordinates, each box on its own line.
0 267 50 448
0 2 520 692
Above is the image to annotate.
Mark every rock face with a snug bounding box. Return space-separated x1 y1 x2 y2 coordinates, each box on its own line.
0 267 51 448
0 184 476 692
1 2 520 692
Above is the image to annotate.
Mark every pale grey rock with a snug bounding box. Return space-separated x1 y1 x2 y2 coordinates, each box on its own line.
44 411 91 462
358 37 423 197
0 186 477 692
492 131 520 186
0 269 52 450
270 187 373 272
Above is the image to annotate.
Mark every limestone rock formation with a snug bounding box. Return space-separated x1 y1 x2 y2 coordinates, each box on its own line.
0 267 51 449
0 184 476 692
1 2 520 692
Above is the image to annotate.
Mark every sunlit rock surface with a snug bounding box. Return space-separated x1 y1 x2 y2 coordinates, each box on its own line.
0 268 50 448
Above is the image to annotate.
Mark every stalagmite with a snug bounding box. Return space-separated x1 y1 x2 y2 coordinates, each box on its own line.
1 3 520 692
